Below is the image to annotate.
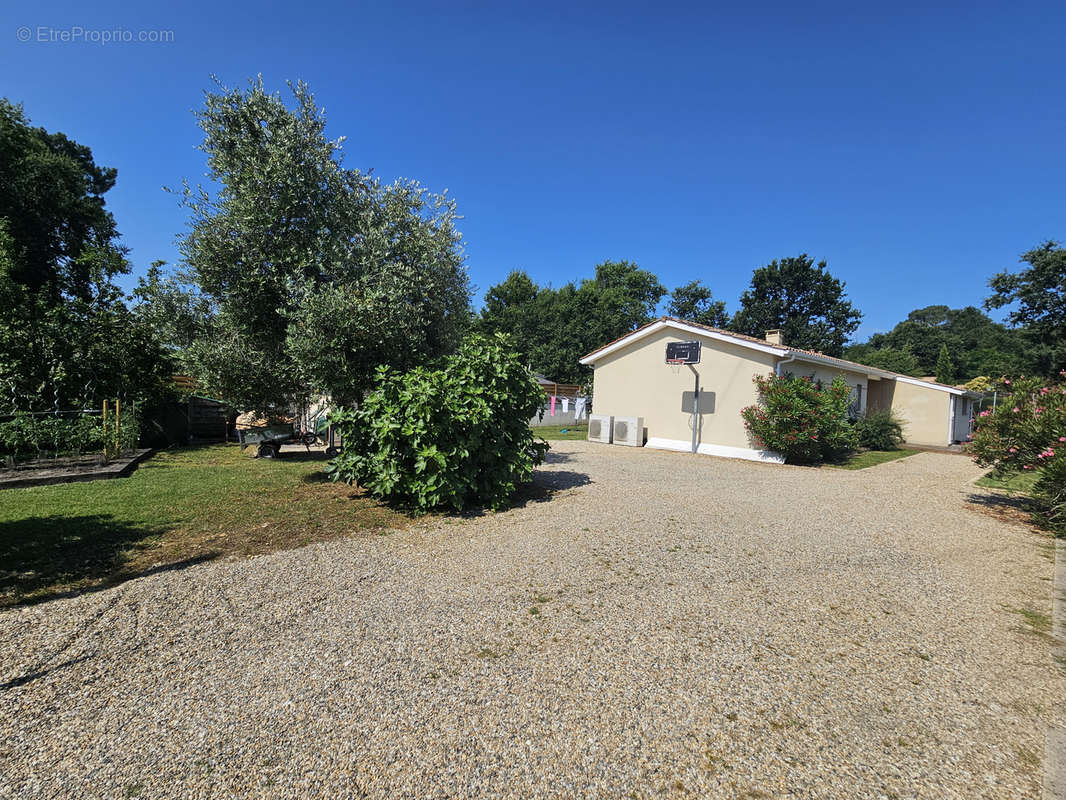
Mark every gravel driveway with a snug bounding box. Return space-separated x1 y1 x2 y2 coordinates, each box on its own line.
1 443 1062 799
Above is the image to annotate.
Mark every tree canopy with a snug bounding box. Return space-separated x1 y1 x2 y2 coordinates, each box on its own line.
0 101 172 411
0 100 121 299
730 254 861 357
843 304 1026 381
175 78 471 410
987 240 1066 375
935 343 955 384
840 345 923 376
476 260 665 383
667 280 729 327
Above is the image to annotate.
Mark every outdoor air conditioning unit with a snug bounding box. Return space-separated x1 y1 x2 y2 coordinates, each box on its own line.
587 414 613 444
612 416 644 447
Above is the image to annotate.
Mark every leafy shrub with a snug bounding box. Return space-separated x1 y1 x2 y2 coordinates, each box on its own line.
741 373 859 464
326 333 550 511
1036 454 1066 533
971 374 1066 533
853 409 905 451
0 413 39 457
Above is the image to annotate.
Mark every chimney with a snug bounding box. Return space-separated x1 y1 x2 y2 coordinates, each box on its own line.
765 329 783 346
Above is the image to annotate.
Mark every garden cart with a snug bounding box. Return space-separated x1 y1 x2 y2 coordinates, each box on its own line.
236 423 318 458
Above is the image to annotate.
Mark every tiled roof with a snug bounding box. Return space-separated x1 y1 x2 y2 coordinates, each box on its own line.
580 317 977 394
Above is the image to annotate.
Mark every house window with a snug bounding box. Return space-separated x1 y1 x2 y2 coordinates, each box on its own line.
849 384 863 418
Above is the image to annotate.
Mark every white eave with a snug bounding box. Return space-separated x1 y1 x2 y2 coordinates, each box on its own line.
578 319 786 365
786 351 895 380
895 375 980 397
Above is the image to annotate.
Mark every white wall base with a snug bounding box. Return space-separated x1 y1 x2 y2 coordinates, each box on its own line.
644 437 785 464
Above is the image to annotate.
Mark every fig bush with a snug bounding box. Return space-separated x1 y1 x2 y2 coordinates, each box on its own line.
327 334 549 511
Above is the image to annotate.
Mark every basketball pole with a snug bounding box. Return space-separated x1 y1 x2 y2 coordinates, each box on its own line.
666 340 703 455
689 365 699 454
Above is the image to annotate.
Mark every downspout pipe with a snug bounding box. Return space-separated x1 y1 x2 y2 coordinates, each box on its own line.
775 351 797 378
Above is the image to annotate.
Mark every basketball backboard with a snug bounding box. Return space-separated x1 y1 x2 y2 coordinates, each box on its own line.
665 340 701 364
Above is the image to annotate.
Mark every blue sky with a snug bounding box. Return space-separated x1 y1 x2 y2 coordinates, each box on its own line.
3 0 1064 340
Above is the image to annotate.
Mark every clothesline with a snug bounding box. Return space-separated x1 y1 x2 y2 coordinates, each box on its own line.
546 394 588 420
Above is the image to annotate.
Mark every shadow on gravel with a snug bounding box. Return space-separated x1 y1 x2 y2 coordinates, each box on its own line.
445 469 593 519
0 513 218 608
0 653 92 691
542 451 576 465
532 469 592 492
966 491 1043 528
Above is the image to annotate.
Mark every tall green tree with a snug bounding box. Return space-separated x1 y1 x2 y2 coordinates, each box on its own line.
476 270 549 370
842 344 923 376
986 240 1066 375
935 343 955 384
0 101 172 411
0 100 120 299
730 254 861 356
668 280 729 327
846 304 1028 379
583 259 666 334
476 260 665 383
177 78 470 409
566 261 666 364
131 261 212 369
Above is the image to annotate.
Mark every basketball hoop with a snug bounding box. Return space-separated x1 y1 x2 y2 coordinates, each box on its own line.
665 341 703 453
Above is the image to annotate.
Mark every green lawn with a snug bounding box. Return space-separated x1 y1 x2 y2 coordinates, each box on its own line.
535 424 588 441
828 448 920 470
975 469 1041 495
0 445 409 608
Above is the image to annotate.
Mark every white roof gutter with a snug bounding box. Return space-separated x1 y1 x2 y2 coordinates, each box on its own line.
775 352 798 377
785 350 895 380
895 375 981 397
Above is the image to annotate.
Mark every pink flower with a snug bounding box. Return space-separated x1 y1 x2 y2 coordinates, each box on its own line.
1013 407 1020 413
979 410 990 418
1059 437 1065 442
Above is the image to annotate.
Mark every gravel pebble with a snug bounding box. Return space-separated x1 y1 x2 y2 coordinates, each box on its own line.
1 443 1062 799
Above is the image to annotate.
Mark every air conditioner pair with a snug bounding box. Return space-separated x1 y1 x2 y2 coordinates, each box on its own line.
587 414 643 447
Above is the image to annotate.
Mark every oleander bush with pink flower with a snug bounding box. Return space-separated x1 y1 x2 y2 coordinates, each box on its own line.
742 373 858 464
970 374 1066 533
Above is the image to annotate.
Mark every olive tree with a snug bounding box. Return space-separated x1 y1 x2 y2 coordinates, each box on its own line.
176 78 470 410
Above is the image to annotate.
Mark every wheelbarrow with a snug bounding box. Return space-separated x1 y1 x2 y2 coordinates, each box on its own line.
237 423 317 458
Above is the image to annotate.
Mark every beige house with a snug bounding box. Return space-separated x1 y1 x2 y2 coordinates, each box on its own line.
579 317 981 463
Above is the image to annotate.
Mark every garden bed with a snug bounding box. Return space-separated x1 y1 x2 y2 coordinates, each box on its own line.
0 449 154 490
